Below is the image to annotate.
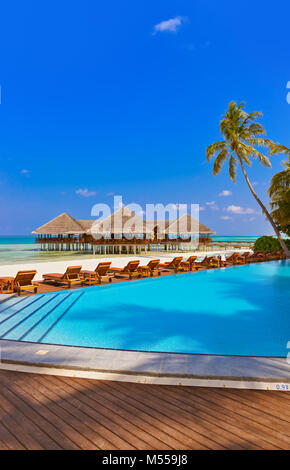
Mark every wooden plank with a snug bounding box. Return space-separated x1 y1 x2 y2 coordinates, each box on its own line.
0 389 61 450
260 390 290 401
183 387 290 449
0 375 76 449
0 370 289 450
219 388 290 422
79 377 210 449
0 391 44 450
162 386 268 450
0 371 93 449
207 388 290 436
77 378 201 450
0 439 10 450
55 375 171 450
99 380 228 449
34 374 136 450
15 373 117 450
237 389 290 413
0 421 25 450
114 381 252 450
110 381 289 450
167 386 282 450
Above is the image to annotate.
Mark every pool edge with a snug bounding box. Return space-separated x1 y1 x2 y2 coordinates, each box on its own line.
1 339 289 391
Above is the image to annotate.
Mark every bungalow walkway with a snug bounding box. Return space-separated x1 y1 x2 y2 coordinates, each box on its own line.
0 370 289 450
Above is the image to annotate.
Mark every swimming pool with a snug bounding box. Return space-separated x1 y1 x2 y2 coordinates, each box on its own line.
0 260 289 357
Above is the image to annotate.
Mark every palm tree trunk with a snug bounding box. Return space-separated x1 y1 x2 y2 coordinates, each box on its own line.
237 155 290 257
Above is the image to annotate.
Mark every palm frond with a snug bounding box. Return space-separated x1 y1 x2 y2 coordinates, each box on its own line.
268 164 290 198
229 155 238 183
247 138 288 156
267 142 290 156
220 119 236 142
237 144 253 166
247 137 270 147
212 148 229 175
237 101 245 111
206 141 227 161
245 122 266 136
242 111 263 124
240 143 271 167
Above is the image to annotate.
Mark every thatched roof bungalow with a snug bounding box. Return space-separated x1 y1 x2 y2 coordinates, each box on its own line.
33 207 215 253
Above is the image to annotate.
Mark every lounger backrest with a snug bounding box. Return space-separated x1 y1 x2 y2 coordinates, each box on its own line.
226 252 239 260
63 266 82 279
186 256 197 264
148 260 160 269
169 257 183 268
124 261 140 272
14 270 37 286
249 251 261 258
96 262 111 276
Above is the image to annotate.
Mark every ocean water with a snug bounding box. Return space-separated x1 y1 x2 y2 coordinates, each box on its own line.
211 236 259 242
0 236 93 265
0 235 265 265
0 236 39 265
0 260 289 356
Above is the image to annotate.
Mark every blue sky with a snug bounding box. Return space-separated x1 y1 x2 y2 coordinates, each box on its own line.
0 0 289 235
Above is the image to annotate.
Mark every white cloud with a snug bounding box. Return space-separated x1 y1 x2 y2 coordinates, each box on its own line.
199 205 205 211
220 216 232 220
75 188 97 198
153 16 186 34
226 205 255 215
20 169 29 175
206 201 219 211
219 190 232 197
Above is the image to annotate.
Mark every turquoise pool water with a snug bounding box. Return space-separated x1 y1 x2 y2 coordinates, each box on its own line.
0 260 289 357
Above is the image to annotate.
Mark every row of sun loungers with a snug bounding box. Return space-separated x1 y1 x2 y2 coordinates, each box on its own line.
3 250 287 295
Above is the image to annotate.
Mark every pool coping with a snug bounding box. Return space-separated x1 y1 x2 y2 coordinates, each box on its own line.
1 339 289 391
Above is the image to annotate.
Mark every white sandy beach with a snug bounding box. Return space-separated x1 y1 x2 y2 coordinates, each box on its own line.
0 248 251 281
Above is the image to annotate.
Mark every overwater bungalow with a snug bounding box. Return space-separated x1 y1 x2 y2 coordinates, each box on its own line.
32 207 215 254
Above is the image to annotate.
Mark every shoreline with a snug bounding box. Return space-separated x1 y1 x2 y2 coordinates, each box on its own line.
0 248 251 281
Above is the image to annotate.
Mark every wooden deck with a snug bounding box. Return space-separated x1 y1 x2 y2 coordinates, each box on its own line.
26 270 202 295
0 370 289 450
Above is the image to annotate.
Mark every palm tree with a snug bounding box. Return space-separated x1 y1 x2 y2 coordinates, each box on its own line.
206 101 290 257
268 157 290 237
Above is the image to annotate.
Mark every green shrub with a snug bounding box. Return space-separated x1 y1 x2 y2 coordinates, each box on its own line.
253 235 290 252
